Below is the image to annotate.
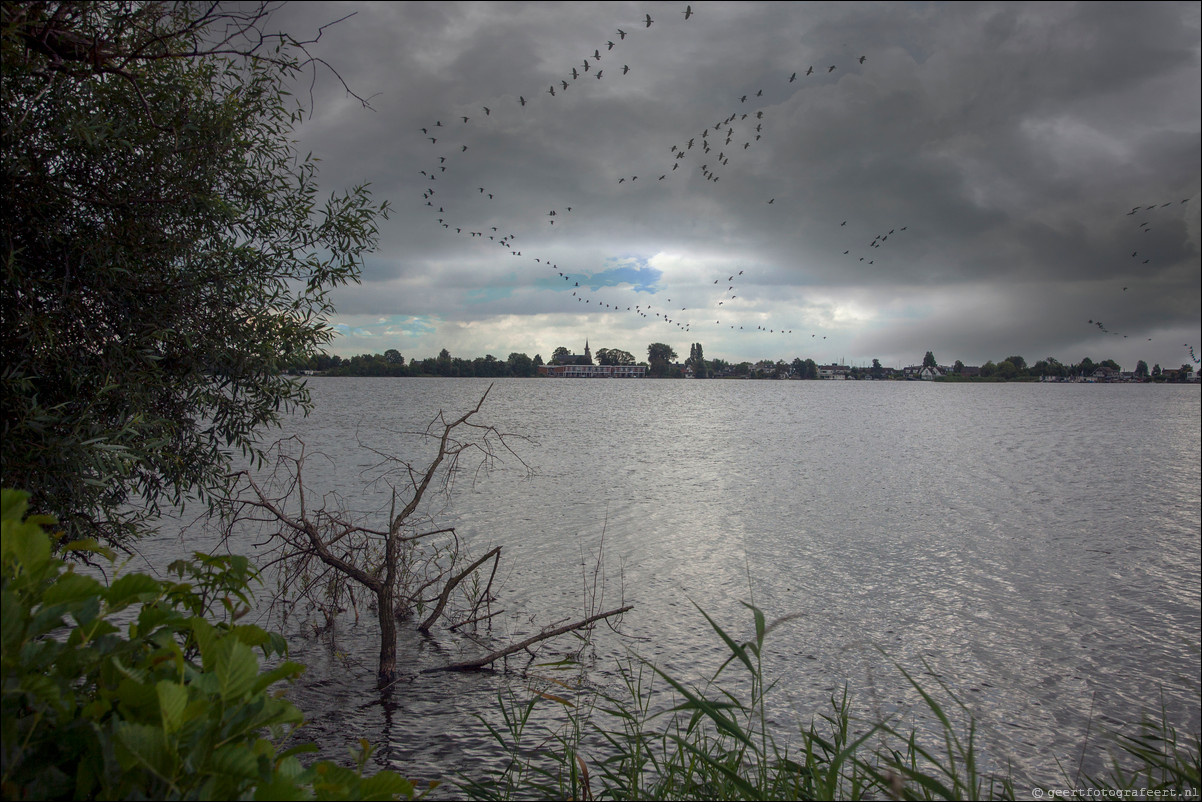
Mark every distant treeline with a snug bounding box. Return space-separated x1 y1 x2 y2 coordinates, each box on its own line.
285 348 1196 381
287 349 541 377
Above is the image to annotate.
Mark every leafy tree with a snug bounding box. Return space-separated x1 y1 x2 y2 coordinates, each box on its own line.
1152 363 1162 377
923 350 937 368
1 3 388 546
1178 365 1195 380
1032 357 1066 378
596 348 635 366
1135 360 1149 378
996 359 1018 380
384 348 405 365
647 343 677 377
1004 355 1027 373
953 360 965 374
796 358 817 379
507 352 534 377
980 360 997 378
436 348 454 375
647 343 678 363
686 343 708 378
1077 357 1096 377
551 346 573 365
470 354 502 377
284 351 342 373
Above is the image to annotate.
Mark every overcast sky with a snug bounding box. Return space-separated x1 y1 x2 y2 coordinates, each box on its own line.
269 1 1201 370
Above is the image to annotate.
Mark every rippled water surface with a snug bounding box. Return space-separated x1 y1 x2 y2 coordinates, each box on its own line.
142 378 1200 794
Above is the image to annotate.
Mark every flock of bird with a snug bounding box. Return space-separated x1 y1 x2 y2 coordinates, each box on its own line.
413 4 890 341
411 4 1197 363
1087 197 1199 363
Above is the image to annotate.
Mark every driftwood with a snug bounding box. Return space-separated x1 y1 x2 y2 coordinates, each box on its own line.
424 605 633 673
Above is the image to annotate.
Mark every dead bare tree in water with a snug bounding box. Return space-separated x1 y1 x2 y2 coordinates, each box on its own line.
221 385 629 687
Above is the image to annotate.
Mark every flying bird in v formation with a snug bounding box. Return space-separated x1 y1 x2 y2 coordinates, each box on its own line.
1087 198 1197 357
411 5 1197 361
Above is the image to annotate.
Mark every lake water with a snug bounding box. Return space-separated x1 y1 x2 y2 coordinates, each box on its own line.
142 377 1201 796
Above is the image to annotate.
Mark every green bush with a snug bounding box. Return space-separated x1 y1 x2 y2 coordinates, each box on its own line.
0 488 420 800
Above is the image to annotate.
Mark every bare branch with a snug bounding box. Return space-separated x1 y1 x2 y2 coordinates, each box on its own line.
449 609 505 632
4 1 378 116
424 606 634 673
231 468 383 594
418 546 501 634
213 386 549 686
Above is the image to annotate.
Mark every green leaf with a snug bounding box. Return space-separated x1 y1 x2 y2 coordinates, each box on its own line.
156 681 189 734
650 664 754 750
253 775 310 801
106 573 162 610
1 590 28 649
251 660 306 694
216 637 259 701
210 742 262 779
692 600 754 676
114 721 174 779
43 572 102 603
358 771 416 800
1 517 53 574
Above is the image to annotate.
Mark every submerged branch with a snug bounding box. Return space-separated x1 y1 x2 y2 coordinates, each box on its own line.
424 605 633 673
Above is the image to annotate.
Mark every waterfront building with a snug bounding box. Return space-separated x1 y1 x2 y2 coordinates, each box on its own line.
539 363 647 378
540 340 646 377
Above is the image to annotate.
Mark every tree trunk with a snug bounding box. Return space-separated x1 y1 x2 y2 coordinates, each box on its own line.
377 531 399 687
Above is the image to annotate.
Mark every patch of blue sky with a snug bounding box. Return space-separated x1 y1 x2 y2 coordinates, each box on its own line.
386 315 439 337
329 322 368 336
585 256 662 293
331 315 438 339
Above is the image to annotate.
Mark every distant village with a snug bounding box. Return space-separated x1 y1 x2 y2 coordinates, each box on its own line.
288 341 1198 382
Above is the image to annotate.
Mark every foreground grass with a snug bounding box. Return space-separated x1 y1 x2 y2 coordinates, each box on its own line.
458 602 1200 801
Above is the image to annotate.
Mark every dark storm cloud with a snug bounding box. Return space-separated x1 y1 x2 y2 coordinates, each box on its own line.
269 1 1200 369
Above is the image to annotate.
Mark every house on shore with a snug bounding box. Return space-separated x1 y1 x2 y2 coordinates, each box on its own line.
818 364 851 380
540 363 647 378
902 364 947 380
539 341 646 377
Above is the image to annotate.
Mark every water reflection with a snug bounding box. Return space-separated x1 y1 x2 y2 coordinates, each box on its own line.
134 378 1199 793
